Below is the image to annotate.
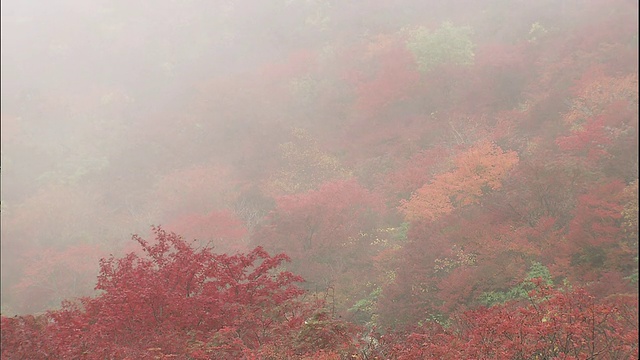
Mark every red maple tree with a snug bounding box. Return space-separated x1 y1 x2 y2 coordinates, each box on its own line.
1 228 362 359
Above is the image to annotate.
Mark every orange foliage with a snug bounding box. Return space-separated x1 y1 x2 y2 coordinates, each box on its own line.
402 141 519 221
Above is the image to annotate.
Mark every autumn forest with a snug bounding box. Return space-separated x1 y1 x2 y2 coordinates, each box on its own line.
0 0 638 358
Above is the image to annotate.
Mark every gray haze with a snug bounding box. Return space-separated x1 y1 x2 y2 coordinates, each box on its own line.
2 0 637 318
1 0 410 315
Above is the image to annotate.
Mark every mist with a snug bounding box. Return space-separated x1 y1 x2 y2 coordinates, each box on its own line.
1 2 638 355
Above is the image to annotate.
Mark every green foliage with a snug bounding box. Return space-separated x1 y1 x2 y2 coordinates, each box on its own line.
349 286 381 325
422 312 452 329
405 21 475 73
479 262 553 306
626 256 639 284
525 261 553 285
571 246 606 268
395 222 410 242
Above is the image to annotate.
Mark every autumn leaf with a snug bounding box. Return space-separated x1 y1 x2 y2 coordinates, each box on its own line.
402 141 518 221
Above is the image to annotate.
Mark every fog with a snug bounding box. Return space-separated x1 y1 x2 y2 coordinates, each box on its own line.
0 0 296 313
1 0 638 323
1 0 374 315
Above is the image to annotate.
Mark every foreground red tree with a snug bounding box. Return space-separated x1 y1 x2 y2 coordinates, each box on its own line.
1 228 362 359
373 281 639 359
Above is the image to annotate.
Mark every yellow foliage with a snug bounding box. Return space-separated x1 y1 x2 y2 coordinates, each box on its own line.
622 179 639 240
267 128 351 195
434 245 477 273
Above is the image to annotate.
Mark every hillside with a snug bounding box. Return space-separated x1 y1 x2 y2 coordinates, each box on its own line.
1 0 638 358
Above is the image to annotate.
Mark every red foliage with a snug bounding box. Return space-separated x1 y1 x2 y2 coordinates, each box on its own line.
462 42 531 112
2 1 639 358
257 179 384 272
454 286 639 359
373 284 639 359
1 228 363 359
0 315 56 359
375 322 460 359
568 181 626 248
376 218 454 327
351 40 420 117
556 114 613 160
382 146 450 200
255 179 386 314
554 180 638 290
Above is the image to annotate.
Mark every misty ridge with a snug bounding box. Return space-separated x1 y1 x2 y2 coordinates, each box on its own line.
1 0 638 359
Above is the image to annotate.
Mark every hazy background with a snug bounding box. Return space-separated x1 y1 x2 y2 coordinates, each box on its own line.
0 0 384 315
2 0 637 317
0 0 455 315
